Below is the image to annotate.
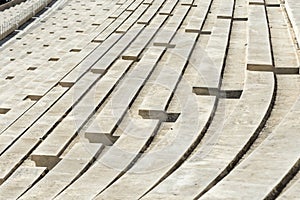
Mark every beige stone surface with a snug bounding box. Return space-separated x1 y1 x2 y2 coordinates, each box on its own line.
278 179 300 200
86 47 164 139
20 143 104 199
56 119 159 199
268 6 299 74
247 4 273 70
285 0 300 45
217 0 234 19
96 91 216 199
185 0 211 33
201 96 300 199
0 0 299 199
142 71 275 199
139 33 197 120
193 18 231 93
0 167 46 200
153 6 189 46
123 15 167 60
91 24 144 74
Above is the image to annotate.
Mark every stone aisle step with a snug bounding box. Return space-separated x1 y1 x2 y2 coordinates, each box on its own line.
0 138 40 185
0 100 35 136
122 0 168 60
127 0 145 11
20 143 104 199
180 0 194 6
0 167 47 200
108 0 134 19
56 119 159 199
219 0 248 94
247 4 273 71
143 0 154 4
142 71 275 199
94 11 132 43
96 0 145 41
249 0 264 5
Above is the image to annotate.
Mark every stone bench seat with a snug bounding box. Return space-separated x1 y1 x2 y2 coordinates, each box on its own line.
185 0 212 33
122 14 167 61
201 91 300 199
158 0 178 15
192 18 232 95
217 0 234 19
137 0 165 25
20 143 104 199
268 6 299 74
95 81 216 199
139 31 198 121
0 85 67 152
30 60 133 168
142 70 275 199
153 5 189 47
285 0 300 46
0 72 99 183
247 4 273 71
91 24 144 74
85 47 165 144
56 119 159 199
0 167 47 199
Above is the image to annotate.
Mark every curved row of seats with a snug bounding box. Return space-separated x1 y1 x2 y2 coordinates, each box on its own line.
0 0 127 184
0 0 299 199
0 0 122 133
0 0 218 198
0 0 52 40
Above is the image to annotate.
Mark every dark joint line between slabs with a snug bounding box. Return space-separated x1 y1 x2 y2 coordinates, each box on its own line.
192 87 243 99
